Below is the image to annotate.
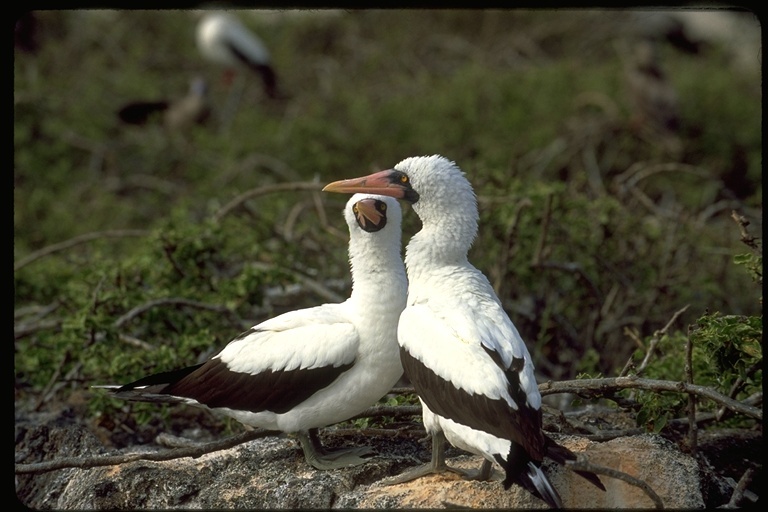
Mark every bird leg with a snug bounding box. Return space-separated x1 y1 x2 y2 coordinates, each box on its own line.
296 428 376 470
218 72 245 134
381 431 485 485
463 459 493 481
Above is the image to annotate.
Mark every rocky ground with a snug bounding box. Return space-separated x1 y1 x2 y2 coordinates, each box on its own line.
15 390 761 509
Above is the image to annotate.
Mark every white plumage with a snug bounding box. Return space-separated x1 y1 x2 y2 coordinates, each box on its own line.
101 193 407 470
323 155 604 507
195 11 278 99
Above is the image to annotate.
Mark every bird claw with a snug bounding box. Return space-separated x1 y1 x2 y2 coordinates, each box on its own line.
297 430 377 470
381 457 493 486
379 460 462 486
305 445 377 470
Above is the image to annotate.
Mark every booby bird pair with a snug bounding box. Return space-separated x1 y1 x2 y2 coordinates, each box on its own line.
195 11 279 100
324 155 606 508
101 193 407 470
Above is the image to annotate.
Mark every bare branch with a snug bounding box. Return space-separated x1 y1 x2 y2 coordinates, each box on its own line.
716 360 762 421
34 352 69 411
531 192 553 267
583 145 606 196
685 325 697 456
615 162 709 192
311 187 330 230
14 400 421 476
117 333 157 351
730 210 761 252
696 199 742 224
628 185 681 218
113 297 245 329
262 264 345 304
328 427 426 439
725 467 757 508
14 318 62 340
539 376 761 420
567 457 664 509
283 199 311 241
490 197 532 293
212 181 323 222
14 229 149 272
574 404 761 442
347 405 423 421
15 428 281 475
14 302 60 321
634 304 690 376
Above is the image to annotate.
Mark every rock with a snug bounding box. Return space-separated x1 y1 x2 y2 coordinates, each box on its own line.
339 434 705 509
581 434 704 508
16 409 723 509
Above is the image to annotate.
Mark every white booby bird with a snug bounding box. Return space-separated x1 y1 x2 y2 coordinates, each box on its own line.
101 193 406 470
117 77 211 129
323 155 605 507
195 11 278 99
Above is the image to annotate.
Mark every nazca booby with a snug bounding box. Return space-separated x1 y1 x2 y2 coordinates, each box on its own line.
196 11 278 99
323 155 605 507
100 193 406 470
116 77 211 129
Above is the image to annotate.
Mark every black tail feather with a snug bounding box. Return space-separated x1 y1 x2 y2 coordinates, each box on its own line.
494 436 606 508
495 446 563 508
117 363 205 394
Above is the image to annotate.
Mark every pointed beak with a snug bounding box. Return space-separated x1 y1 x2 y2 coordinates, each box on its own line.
323 169 419 203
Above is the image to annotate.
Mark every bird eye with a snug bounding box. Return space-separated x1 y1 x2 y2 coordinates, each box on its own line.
353 204 359 213
378 203 387 212
400 175 409 183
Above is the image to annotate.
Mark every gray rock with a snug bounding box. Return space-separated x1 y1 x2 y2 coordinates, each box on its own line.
17 410 728 509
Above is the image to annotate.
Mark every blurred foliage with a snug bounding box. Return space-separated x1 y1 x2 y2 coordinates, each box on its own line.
14 9 762 436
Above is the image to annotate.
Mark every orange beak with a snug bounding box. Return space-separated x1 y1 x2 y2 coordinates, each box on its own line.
323 169 419 203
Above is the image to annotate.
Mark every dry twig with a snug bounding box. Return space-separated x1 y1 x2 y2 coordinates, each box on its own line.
530 192 553 267
14 229 149 272
567 457 664 509
725 467 757 508
539 376 761 421
113 297 245 329
614 162 708 192
716 360 762 422
684 324 697 455
15 428 281 475
348 405 422 421
730 210 760 252
620 304 689 377
212 181 323 222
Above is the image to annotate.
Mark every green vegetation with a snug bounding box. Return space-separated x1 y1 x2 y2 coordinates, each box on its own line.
15 10 761 439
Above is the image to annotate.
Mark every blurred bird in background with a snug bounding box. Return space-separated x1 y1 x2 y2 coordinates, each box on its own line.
195 10 283 131
116 76 212 130
195 10 279 99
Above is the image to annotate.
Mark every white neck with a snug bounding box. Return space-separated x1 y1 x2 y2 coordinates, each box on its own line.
348 232 406 305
